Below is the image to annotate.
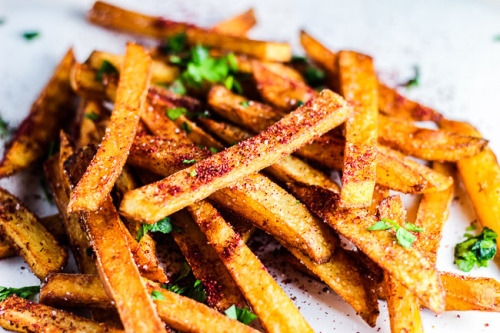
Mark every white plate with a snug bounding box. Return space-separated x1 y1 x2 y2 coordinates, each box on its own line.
1 0 500 332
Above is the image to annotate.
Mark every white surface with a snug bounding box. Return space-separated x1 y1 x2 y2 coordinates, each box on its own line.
1 0 500 332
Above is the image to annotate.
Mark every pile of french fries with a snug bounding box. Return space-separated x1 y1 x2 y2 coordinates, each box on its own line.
0 1 499 332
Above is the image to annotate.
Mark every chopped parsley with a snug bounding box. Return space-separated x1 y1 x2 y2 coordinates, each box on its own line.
182 159 197 164
296 200 300 205
166 107 187 120
167 79 187 95
454 227 497 272
209 147 218 154
466 225 477 232
291 55 308 63
0 115 13 139
367 218 423 249
84 111 100 121
400 65 420 89
136 216 175 242
95 60 119 82
225 305 257 325
297 101 304 107
240 101 249 108
151 290 165 301
22 31 40 40
165 279 206 303
304 66 326 88
159 33 187 54
189 170 198 177
0 285 40 302
182 121 191 133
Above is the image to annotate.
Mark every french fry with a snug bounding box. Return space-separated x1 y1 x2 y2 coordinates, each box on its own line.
40 274 259 333
170 210 247 311
288 182 445 313
0 49 75 178
378 195 424 333
337 50 378 208
188 200 314 333
68 43 152 213
379 115 488 161
0 236 16 259
128 135 337 264
88 1 291 62
439 119 500 247
39 214 67 244
252 60 316 111
299 30 443 121
120 89 350 223
212 8 257 37
0 187 67 280
74 99 109 148
0 296 122 333
87 50 179 84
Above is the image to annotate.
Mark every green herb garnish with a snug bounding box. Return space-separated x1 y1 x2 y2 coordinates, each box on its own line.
297 101 304 107
466 225 477 232
151 290 165 301
159 33 187 54
85 111 100 121
165 279 206 303
0 285 40 302
304 66 326 88
168 79 187 95
240 101 249 108
182 159 197 164
209 147 218 154
166 107 188 120
494 35 500 41
95 60 119 82
225 305 257 325
189 170 198 177
367 218 423 249
182 121 191 133
401 65 420 89
454 227 497 272
291 55 308 63
136 216 174 242
22 31 39 40
0 115 12 139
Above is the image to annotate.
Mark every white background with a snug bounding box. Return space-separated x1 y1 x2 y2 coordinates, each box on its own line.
1 0 500 332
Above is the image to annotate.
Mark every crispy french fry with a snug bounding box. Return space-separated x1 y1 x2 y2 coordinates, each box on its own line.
120 89 350 223
171 210 247 311
378 195 424 333
0 296 122 333
439 119 500 247
0 236 16 259
39 214 67 244
40 274 259 333
337 50 378 208
288 182 445 313
212 8 257 37
379 115 488 161
0 49 75 178
189 200 314 333
252 60 316 111
299 30 443 121
87 50 179 84
0 187 67 280
128 135 337 264
68 43 152 213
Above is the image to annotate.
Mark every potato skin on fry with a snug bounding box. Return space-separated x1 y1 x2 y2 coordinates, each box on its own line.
0 49 75 178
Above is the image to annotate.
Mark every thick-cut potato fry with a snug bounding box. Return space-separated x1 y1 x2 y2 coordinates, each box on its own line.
120 89 350 223
68 43 152 213
40 274 259 333
299 30 443 121
0 296 122 333
212 8 257 36
378 195 424 333
252 61 316 111
0 187 67 280
0 236 16 259
128 135 337 264
439 119 500 248
337 50 378 208
189 200 314 333
379 115 488 161
75 99 109 148
87 50 179 84
171 210 247 311
0 49 75 178
414 162 454 263
200 117 340 192
288 182 445 313
39 214 67 244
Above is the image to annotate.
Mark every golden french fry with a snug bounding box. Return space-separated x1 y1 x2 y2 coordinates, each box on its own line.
337 50 378 208
68 43 152 213
0 187 67 280
120 89 350 223
189 200 314 333
379 115 488 161
439 119 500 248
0 49 75 178
39 214 67 244
212 8 257 36
0 236 16 260
75 99 109 148
0 296 122 333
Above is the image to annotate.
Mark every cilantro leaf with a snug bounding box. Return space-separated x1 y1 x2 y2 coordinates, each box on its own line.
291 55 308 63
400 65 420 89
182 121 191 133
366 221 393 231
159 33 187 54
0 285 40 302
367 218 422 249
404 223 424 233
466 225 477 232
22 31 39 40
240 101 249 108
396 227 416 249
151 290 165 301
454 227 497 272
304 66 326 88
189 170 198 177
136 217 174 242
168 79 187 95
182 159 196 164
166 107 187 120
0 115 13 139
95 60 119 82
209 147 218 154
166 279 206 304
225 305 257 325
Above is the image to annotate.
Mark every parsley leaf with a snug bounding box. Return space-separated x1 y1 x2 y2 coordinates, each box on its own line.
291 55 308 63
209 147 218 154
84 111 99 121
304 66 326 88
159 33 187 54
151 290 165 301
367 218 423 249
454 227 497 272
466 225 477 232
400 65 420 89
136 217 174 242
166 107 187 120
0 285 40 302
189 170 198 177
182 121 191 133
95 60 119 82
168 79 187 95
240 101 249 108
182 159 196 164
166 279 206 303
225 305 257 325
0 115 13 139
22 31 39 40
297 101 304 107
